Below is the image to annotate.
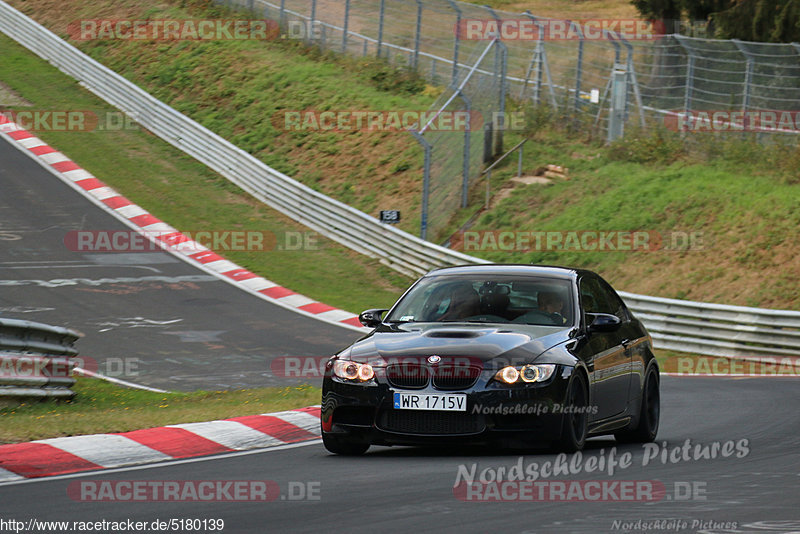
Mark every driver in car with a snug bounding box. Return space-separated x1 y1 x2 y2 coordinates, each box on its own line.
537 291 568 325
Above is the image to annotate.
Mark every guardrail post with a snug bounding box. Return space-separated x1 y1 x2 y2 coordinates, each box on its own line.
342 0 350 53
410 131 432 240
446 0 462 85
377 0 386 58
413 0 423 69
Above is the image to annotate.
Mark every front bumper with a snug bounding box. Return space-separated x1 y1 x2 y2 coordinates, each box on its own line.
321 367 572 448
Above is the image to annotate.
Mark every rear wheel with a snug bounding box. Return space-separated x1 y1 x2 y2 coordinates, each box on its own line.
322 432 370 455
615 367 659 443
556 372 588 452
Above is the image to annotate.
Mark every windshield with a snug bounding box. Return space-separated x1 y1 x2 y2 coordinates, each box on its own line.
385 275 575 326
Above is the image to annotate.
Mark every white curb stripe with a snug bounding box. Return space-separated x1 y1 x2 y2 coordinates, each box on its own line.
166 421 284 450
0 467 24 482
36 435 171 468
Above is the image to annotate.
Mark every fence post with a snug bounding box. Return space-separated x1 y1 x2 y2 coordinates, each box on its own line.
459 91 471 208
674 36 696 115
607 62 627 142
446 0 462 86
309 0 317 44
377 0 386 58
414 0 423 69
571 21 585 116
619 36 646 128
732 40 752 115
410 131 432 240
520 12 540 101
342 0 350 53
279 0 286 31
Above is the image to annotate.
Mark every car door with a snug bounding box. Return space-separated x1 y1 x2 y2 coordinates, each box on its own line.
579 276 631 421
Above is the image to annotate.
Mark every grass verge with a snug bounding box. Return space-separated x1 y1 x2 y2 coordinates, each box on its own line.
0 377 321 444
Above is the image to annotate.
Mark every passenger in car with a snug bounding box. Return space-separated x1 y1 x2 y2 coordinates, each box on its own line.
438 283 481 321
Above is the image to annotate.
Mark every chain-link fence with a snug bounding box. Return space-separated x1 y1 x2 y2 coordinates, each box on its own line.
215 0 800 241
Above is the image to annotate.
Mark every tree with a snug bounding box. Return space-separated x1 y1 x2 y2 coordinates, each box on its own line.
631 0 800 42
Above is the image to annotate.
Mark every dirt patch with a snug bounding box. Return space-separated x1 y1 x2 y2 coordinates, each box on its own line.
0 81 32 107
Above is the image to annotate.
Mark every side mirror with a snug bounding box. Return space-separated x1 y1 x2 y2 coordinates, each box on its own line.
586 312 621 333
358 309 389 328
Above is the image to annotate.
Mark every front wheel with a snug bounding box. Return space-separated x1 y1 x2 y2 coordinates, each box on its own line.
322 432 370 455
615 367 660 443
556 372 589 452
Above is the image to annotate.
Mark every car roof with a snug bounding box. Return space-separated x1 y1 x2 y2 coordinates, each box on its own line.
424 264 591 281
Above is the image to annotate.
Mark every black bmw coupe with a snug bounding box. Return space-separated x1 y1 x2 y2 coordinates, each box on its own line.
321 264 660 454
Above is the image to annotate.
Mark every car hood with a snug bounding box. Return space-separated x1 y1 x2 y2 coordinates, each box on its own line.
340 322 575 367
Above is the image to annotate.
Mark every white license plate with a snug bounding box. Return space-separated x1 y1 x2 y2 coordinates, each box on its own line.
393 392 466 411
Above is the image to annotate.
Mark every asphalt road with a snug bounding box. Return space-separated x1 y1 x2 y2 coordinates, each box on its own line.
1 376 798 533
0 136 360 391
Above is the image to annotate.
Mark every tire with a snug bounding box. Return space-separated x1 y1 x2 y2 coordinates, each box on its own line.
322 432 370 455
615 367 660 444
556 371 589 452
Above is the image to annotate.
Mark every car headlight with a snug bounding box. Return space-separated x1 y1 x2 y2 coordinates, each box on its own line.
332 359 375 382
495 364 556 384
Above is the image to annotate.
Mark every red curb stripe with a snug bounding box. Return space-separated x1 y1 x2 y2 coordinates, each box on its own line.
75 178 106 191
118 427 233 459
29 145 56 156
260 286 295 299
0 443 102 478
222 269 258 281
52 160 81 173
102 196 133 209
299 302 336 314
130 213 162 227
341 317 363 328
228 415 317 443
7 130 33 140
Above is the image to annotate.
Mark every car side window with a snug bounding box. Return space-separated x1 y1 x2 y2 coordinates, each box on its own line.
579 277 612 316
596 279 630 322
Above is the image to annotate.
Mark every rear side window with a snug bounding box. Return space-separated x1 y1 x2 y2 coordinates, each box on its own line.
579 276 629 322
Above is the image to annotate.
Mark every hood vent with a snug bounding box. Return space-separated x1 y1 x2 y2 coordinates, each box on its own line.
425 330 482 339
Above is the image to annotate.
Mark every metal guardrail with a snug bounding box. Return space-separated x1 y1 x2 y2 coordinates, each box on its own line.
1 1 799 362
0 318 82 399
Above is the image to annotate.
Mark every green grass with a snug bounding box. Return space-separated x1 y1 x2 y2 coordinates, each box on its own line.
0 377 322 444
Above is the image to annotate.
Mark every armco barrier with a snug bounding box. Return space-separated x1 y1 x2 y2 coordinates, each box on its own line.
1 2 799 361
0 318 82 399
